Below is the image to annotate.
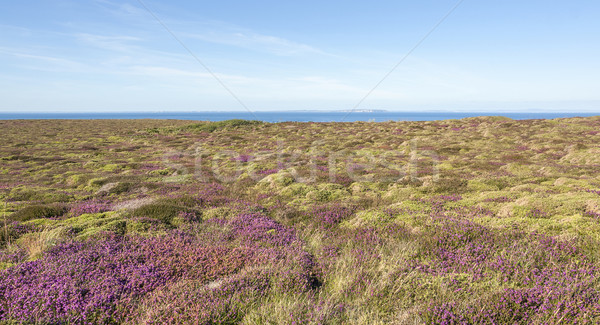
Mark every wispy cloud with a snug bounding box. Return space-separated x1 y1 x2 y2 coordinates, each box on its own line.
93 1 329 57
186 29 330 56
93 0 148 19
125 65 260 84
0 47 88 71
74 33 143 52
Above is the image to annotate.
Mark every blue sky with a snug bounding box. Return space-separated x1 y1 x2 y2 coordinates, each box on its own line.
1 0 599 112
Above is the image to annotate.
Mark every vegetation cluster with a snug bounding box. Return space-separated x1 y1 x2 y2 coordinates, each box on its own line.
1 116 600 324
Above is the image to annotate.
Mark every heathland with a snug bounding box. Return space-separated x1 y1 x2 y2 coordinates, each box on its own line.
1 116 600 324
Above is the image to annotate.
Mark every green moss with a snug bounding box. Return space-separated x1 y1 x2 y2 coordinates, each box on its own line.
126 218 170 234
504 193 593 219
0 262 14 271
511 205 547 219
437 162 454 171
480 177 514 190
423 177 468 194
106 136 123 142
467 180 499 191
349 182 389 194
149 168 172 176
280 183 313 198
553 177 596 189
318 183 346 192
104 220 127 235
66 174 93 187
254 172 296 194
101 163 120 172
396 200 431 213
382 185 414 202
162 175 192 183
504 164 537 177
7 187 72 203
54 212 132 239
87 177 107 188
23 218 58 228
476 213 600 237
341 209 391 228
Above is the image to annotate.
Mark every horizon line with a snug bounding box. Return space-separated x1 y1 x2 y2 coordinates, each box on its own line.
1 109 600 114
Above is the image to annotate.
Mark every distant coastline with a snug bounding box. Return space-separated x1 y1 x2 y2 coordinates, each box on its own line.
338 109 388 113
0 111 598 122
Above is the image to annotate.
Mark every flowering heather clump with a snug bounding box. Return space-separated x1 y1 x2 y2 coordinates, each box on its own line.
226 212 297 247
430 194 462 203
257 168 279 175
330 173 354 186
310 204 355 228
231 154 253 162
422 302 470 325
139 163 162 171
1 222 37 243
586 189 600 196
317 245 342 269
527 207 549 218
194 183 230 207
0 233 260 323
176 210 199 222
0 247 27 266
426 276 600 323
585 210 600 219
483 196 513 202
417 219 600 322
129 215 320 323
135 269 272 324
273 246 322 292
69 200 111 216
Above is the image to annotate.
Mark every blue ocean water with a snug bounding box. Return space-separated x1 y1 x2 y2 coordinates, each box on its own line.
0 111 597 122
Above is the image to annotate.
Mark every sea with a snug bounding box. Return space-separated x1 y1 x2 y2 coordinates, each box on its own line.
0 111 598 123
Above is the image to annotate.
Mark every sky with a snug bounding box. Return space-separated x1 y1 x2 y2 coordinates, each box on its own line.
0 0 599 112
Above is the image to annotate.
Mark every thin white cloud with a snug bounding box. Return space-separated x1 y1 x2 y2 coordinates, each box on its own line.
75 33 143 52
187 29 329 56
125 65 263 85
93 0 148 19
90 1 337 58
0 47 88 70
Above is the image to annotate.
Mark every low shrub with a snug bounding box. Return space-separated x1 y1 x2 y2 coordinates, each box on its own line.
180 119 263 133
130 199 201 225
69 200 111 217
108 182 134 195
426 177 468 194
133 269 271 324
310 204 355 228
0 223 36 247
0 234 256 323
10 204 68 222
7 188 72 203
